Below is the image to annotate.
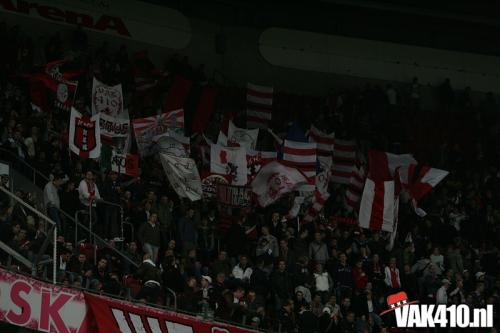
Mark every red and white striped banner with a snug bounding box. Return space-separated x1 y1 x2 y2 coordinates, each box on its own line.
331 139 356 184
282 139 317 184
398 164 449 202
345 165 366 211
358 178 396 232
246 83 273 129
309 125 334 156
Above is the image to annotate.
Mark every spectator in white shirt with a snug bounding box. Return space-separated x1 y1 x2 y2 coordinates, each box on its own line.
232 255 253 283
78 171 101 208
436 279 450 304
43 173 65 229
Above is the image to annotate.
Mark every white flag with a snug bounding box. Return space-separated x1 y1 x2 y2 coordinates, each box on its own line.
159 153 202 201
92 77 123 116
251 161 307 207
227 120 259 149
157 131 190 157
210 144 248 186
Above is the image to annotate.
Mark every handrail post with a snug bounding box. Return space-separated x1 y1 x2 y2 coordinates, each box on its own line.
120 206 124 242
89 200 96 265
53 225 57 284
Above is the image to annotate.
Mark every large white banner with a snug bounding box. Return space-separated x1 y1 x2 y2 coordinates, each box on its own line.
159 153 202 201
227 120 259 149
92 77 124 117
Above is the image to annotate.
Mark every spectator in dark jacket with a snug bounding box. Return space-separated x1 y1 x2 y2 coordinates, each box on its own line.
137 213 161 262
134 253 162 303
100 171 122 238
178 207 198 253
271 260 294 309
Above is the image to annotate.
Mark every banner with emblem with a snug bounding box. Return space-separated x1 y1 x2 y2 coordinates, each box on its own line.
54 79 78 112
92 77 124 117
251 161 308 207
210 144 248 186
111 150 139 177
69 107 101 159
159 153 202 201
316 156 332 194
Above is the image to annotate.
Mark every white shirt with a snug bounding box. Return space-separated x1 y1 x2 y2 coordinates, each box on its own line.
314 272 330 291
232 265 253 281
78 179 101 207
436 286 448 304
43 181 60 208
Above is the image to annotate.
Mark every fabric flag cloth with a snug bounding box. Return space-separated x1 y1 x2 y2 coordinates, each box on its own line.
228 120 259 149
286 196 305 219
165 75 193 112
282 139 317 184
368 150 417 180
309 125 335 156
251 161 308 207
358 150 413 232
210 144 248 186
398 164 449 202
301 190 330 225
345 165 366 211
358 179 397 232
159 153 202 201
99 112 130 141
316 156 332 194
191 86 218 133
157 131 191 157
111 150 139 177
132 110 185 156
91 77 124 117
246 149 278 182
69 108 101 159
246 83 273 129
331 139 356 184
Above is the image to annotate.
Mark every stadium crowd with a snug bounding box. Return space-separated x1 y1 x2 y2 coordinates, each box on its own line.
0 21 499 333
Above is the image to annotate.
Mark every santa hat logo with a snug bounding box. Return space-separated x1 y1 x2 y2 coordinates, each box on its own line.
380 291 418 315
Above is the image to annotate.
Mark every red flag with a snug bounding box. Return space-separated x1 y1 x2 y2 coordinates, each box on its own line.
165 75 193 111
191 86 218 133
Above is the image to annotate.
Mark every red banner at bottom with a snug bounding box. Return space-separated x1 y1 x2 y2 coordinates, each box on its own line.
85 293 256 333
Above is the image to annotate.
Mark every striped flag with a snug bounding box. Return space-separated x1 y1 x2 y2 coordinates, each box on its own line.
309 125 335 156
358 179 397 232
301 190 330 225
246 83 273 129
331 139 356 184
282 140 317 185
345 165 366 211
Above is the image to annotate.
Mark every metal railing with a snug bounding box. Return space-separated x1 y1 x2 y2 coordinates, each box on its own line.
57 206 139 268
0 147 49 184
0 186 57 284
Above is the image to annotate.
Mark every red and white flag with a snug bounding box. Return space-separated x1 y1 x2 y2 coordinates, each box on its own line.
345 165 366 211
301 190 330 225
69 108 101 159
132 109 184 156
246 83 273 129
210 144 248 186
282 139 317 184
251 161 307 207
358 150 414 231
111 150 139 177
246 149 277 182
358 179 397 232
331 139 356 184
309 125 335 156
368 150 417 180
398 164 449 202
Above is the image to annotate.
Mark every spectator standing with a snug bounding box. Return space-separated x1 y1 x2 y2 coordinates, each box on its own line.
137 213 161 263
43 173 65 230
